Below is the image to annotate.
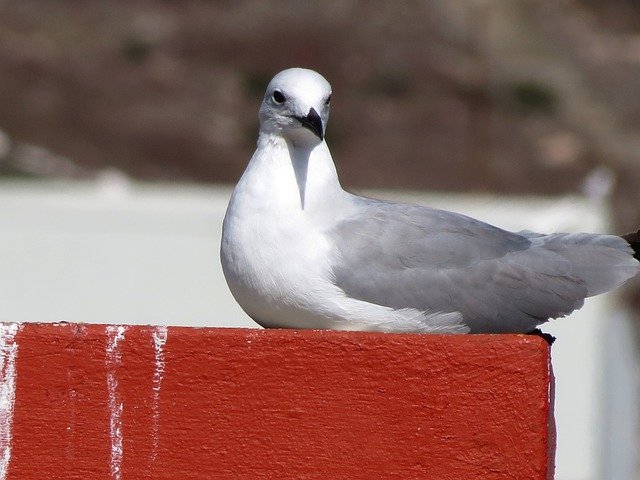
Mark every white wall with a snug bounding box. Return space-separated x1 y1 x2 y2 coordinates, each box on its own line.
0 180 249 327
0 179 636 479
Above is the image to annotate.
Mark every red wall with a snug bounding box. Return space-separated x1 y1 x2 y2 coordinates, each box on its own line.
0 324 554 479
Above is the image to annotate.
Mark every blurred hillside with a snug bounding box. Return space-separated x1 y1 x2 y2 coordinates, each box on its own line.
1 0 640 231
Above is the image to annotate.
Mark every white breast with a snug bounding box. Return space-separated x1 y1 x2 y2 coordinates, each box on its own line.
220 138 347 328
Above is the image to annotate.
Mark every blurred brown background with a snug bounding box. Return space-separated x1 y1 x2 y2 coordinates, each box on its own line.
1 0 640 227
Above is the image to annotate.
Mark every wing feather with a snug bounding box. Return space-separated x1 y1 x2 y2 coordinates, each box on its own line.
329 199 635 333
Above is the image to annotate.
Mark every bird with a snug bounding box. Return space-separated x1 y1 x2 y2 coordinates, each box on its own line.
220 67 640 334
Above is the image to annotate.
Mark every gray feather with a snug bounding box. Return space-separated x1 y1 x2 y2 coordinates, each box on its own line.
330 198 639 333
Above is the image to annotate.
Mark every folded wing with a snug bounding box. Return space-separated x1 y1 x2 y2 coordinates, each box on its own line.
330 199 639 333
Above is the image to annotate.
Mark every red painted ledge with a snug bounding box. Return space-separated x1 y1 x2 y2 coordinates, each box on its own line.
0 323 554 480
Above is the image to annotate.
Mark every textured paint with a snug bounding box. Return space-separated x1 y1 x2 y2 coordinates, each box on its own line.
151 326 168 463
106 326 126 480
0 324 19 480
3 324 554 479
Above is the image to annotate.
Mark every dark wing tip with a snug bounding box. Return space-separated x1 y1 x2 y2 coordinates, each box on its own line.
525 328 556 345
622 229 640 261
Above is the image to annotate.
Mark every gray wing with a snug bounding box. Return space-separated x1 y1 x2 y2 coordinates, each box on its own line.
329 199 635 333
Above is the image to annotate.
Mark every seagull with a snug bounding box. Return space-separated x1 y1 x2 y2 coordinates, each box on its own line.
220 68 640 334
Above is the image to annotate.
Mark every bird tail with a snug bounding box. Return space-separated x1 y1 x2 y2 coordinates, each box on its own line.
622 230 640 262
537 233 640 297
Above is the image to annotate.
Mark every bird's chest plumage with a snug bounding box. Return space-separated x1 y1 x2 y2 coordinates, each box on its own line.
223 189 308 284
220 158 337 322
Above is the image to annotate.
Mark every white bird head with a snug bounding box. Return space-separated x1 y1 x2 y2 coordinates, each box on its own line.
259 68 332 148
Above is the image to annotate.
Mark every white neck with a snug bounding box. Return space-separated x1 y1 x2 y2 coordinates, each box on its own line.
239 132 343 214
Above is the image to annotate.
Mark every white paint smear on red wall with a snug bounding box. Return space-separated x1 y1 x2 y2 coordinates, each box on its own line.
0 324 19 480
151 326 168 463
106 325 126 480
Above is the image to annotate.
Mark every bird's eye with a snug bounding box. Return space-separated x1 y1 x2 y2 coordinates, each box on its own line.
325 94 331 106
273 90 286 104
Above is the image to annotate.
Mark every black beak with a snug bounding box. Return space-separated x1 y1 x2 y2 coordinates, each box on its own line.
294 108 324 140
